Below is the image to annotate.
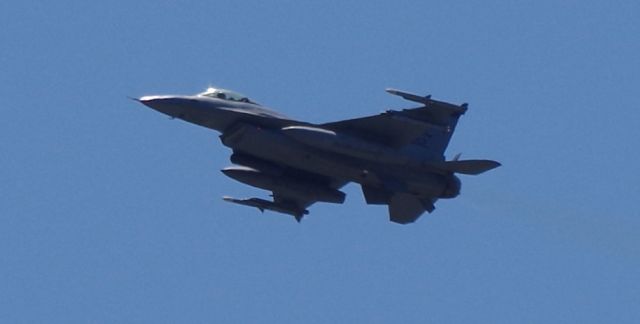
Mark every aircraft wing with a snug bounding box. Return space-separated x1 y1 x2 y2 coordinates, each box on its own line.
271 170 349 220
224 164 348 222
272 173 348 222
321 89 468 153
320 111 431 147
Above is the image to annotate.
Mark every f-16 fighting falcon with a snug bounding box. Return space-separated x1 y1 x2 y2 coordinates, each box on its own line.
136 87 500 224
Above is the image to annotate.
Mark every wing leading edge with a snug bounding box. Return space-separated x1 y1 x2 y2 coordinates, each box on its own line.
321 89 468 157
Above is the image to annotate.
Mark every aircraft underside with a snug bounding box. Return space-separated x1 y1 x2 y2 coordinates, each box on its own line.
137 87 500 224
219 123 452 224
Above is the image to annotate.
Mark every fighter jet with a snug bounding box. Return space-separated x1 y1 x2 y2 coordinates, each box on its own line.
136 87 500 224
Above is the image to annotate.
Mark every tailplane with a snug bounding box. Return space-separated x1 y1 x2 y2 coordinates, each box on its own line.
427 159 501 175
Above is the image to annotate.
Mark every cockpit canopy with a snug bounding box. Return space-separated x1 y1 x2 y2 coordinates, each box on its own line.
198 87 256 104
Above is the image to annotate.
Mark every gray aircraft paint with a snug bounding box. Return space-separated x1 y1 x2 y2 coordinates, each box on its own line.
137 87 500 224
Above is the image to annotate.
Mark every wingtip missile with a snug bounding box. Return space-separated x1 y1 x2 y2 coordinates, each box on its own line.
222 196 308 221
385 88 432 104
386 88 468 113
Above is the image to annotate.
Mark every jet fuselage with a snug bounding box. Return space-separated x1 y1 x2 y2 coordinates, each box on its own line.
139 94 460 201
137 87 500 223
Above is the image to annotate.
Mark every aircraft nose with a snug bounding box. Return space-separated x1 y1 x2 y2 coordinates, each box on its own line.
137 95 189 117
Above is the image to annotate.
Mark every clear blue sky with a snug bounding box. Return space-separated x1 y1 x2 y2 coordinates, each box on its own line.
1 1 639 323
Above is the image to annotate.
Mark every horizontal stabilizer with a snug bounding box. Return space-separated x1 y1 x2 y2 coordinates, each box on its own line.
388 193 433 224
361 184 391 205
429 159 501 175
